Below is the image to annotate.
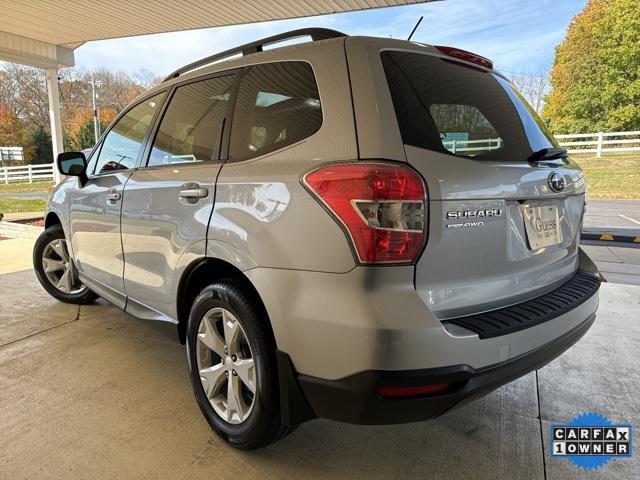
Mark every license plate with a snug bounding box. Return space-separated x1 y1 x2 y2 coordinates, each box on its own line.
522 205 563 250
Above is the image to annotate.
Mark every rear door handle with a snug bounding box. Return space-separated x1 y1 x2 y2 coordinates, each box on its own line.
106 191 121 202
179 187 208 199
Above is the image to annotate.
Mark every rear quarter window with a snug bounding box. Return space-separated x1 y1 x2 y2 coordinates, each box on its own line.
229 61 322 161
381 50 556 162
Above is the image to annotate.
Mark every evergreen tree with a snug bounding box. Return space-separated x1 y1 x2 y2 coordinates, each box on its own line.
30 124 53 164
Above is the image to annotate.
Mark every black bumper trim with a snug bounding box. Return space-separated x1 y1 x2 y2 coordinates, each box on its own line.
295 313 595 425
442 271 601 339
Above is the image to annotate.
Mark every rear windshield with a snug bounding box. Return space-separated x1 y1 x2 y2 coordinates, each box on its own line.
381 50 557 161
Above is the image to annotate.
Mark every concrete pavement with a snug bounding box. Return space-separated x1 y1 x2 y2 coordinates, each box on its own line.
584 200 640 231
0 267 638 478
0 238 35 274
581 243 640 286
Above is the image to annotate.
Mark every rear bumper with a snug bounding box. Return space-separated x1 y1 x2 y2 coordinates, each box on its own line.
250 248 600 382
291 312 595 425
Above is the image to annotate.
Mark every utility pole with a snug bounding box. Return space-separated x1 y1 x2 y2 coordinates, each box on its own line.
91 75 100 144
46 69 63 184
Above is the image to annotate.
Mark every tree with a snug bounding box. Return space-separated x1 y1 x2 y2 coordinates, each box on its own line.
73 119 98 150
68 107 118 149
0 105 34 163
543 0 640 133
0 63 149 161
0 65 49 129
30 124 53 164
133 68 162 89
509 71 550 114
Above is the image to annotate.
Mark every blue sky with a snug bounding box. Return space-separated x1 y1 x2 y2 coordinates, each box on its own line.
75 0 587 78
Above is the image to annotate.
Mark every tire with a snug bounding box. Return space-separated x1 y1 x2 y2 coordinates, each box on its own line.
33 224 98 305
186 279 296 449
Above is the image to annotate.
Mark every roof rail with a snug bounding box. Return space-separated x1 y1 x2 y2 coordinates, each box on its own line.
162 28 346 82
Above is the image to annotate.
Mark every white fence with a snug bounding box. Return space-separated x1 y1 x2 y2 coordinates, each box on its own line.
445 131 640 157
1 164 55 184
0 146 24 162
555 131 640 157
442 138 503 154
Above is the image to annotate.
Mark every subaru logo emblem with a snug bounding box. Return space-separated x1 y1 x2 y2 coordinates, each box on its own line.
548 172 566 192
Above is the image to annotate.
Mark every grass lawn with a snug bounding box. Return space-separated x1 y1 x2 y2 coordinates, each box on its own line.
0 197 47 214
0 180 52 215
573 153 640 200
0 180 54 194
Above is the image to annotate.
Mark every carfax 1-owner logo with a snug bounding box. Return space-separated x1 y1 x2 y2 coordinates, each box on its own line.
551 413 633 470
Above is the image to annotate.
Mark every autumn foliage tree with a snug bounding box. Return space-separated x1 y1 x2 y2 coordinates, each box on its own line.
0 65 152 163
0 105 34 162
543 0 640 133
67 107 117 149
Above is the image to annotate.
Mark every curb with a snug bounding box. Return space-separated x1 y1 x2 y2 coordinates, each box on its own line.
581 231 640 244
0 221 43 240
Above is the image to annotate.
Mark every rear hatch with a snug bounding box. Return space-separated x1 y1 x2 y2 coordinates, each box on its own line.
381 49 586 319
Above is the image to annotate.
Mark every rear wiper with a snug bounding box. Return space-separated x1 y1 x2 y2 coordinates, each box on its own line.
527 147 568 162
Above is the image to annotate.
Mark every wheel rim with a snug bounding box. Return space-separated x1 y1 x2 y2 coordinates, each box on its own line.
196 307 256 425
41 238 86 295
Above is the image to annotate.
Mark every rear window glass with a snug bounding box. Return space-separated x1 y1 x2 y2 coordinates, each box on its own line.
381 51 557 161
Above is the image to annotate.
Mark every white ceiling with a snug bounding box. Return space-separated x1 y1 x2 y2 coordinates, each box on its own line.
0 0 433 68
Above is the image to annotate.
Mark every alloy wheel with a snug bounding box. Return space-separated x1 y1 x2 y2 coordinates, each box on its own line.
41 239 86 294
196 307 257 424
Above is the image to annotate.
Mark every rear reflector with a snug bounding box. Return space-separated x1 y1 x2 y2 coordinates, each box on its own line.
303 162 427 264
434 45 493 70
377 383 450 398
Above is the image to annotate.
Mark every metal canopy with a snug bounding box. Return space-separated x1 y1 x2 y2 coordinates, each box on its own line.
0 0 427 69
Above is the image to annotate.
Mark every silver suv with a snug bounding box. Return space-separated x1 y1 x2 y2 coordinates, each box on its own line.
34 29 601 449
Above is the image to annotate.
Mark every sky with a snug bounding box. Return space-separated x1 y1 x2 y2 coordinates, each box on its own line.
74 0 588 79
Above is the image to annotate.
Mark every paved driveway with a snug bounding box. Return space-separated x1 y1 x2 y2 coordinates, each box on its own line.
584 200 640 230
0 262 638 479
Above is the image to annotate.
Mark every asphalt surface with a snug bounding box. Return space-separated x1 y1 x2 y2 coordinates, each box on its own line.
0 241 639 479
584 200 640 230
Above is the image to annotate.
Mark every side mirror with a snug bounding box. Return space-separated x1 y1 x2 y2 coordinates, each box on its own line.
57 152 87 185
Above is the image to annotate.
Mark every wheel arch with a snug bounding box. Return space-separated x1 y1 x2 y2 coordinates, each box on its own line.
176 257 271 345
44 211 62 229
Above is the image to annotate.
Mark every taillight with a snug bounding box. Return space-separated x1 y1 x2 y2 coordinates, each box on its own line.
302 162 427 264
434 45 493 70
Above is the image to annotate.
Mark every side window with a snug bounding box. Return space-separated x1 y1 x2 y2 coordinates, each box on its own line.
93 92 165 175
85 144 101 176
229 62 322 161
148 75 234 167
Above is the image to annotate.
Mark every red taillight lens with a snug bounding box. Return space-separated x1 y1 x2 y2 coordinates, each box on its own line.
434 45 493 70
377 383 450 398
303 162 427 264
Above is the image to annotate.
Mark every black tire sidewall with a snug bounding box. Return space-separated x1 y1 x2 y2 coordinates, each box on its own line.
186 281 280 448
33 225 97 304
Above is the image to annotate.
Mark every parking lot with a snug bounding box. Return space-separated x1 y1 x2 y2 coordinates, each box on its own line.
0 239 638 479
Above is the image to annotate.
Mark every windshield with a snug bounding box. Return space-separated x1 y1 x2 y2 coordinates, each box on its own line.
381 50 557 161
